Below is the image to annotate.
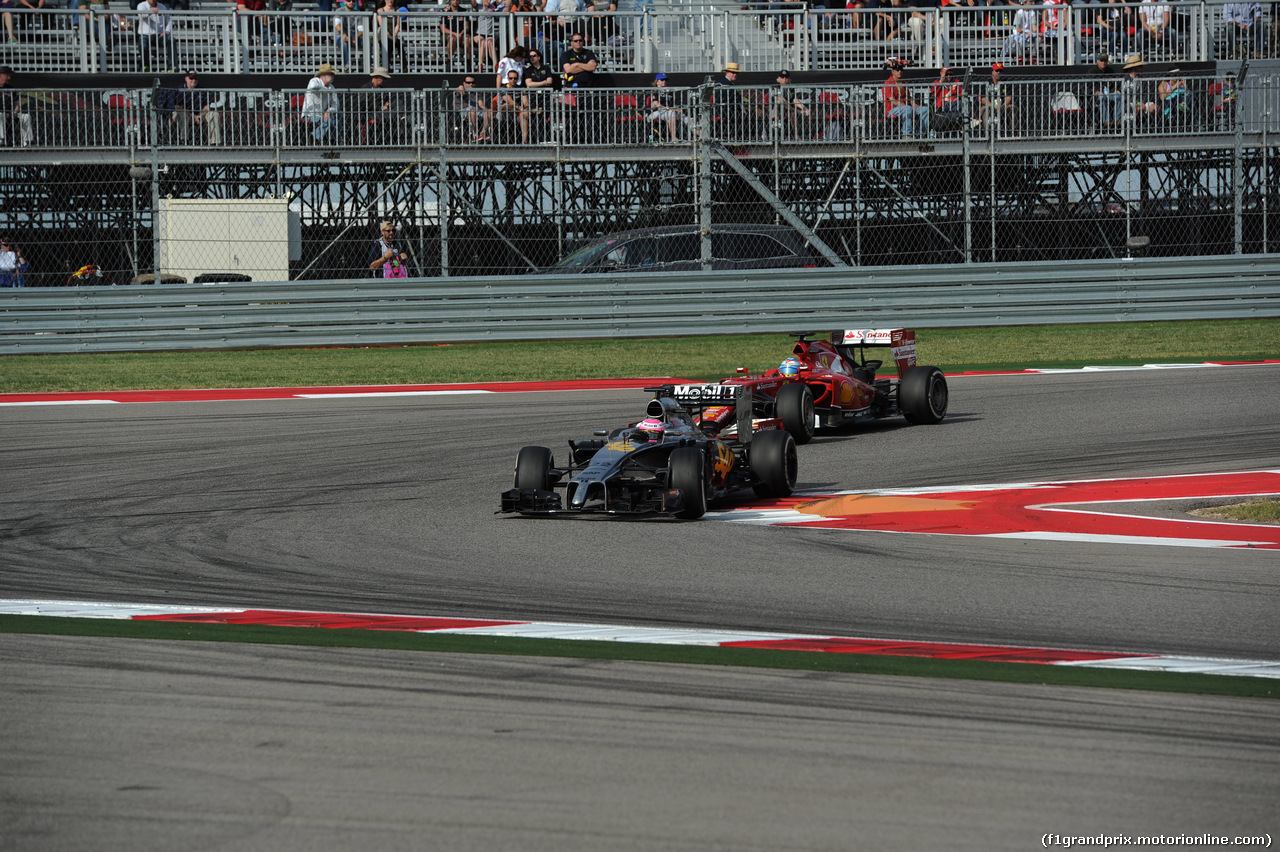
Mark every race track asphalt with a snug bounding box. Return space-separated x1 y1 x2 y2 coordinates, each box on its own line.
2 365 1279 850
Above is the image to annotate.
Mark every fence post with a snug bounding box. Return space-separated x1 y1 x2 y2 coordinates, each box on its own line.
150 82 162 284
1234 108 1244 254
698 82 712 270
439 123 450 277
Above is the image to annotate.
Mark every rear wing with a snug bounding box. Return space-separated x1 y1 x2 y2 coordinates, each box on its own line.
833 329 917 375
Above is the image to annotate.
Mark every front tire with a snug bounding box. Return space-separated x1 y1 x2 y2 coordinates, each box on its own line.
750 429 797 498
668 447 708 519
776 382 815 445
900 366 948 425
514 445 554 491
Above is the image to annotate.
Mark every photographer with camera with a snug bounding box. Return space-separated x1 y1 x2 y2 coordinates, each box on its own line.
0 235 28 287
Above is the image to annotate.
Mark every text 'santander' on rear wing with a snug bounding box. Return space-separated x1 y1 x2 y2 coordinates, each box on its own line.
834 329 918 375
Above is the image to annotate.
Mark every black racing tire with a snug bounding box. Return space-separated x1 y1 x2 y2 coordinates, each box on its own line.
514 445 554 491
750 429 797 498
776 382 815 445
668 447 708 520
900 365 949 425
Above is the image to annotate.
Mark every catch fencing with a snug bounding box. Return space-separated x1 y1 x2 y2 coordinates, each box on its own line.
2 255 1279 354
2 71 1277 288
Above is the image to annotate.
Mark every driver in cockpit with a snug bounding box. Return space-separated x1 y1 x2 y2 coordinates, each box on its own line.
633 417 668 442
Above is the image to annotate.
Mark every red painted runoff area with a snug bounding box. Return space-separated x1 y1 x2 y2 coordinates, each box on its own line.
749 471 1280 549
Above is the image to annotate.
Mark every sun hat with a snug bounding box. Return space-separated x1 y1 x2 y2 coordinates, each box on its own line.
724 62 741 73
371 66 392 79
1123 54 1145 70
316 62 338 75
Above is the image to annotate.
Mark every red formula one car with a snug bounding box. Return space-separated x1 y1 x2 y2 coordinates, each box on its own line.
671 329 948 444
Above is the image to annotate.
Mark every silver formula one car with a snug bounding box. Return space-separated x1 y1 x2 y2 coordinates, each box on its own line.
499 387 797 520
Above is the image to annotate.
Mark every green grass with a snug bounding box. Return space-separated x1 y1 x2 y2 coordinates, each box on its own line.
1191 499 1280 525
2 318 1279 393
2 614 1275 698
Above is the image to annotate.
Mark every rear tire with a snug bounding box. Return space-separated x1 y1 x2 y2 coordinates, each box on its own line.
668 447 707 519
900 366 948 424
776 382 815 445
750 430 797 497
514 445 554 491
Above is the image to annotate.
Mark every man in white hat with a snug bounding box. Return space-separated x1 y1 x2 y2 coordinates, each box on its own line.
302 63 342 143
716 61 755 141
1123 54 1157 127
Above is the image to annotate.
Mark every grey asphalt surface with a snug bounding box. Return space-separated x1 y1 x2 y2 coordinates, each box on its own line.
2 365 1279 849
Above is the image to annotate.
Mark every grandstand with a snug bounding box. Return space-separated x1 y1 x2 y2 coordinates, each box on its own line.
0 1 1277 286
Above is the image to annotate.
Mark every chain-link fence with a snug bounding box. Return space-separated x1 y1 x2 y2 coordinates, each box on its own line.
2 71 1277 287
3 1 1280 75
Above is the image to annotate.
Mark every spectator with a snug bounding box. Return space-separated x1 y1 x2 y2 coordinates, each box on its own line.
333 0 363 67
440 0 471 69
976 61 1014 130
560 30 598 141
161 70 223 145
774 69 811 140
360 66 408 143
874 0 906 41
1091 51 1122 128
509 0 534 46
367 220 409 277
495 41 526 89
0 235 28 287
495 67 529 141
539 0 568 60
647 72 694 141
0 65 33 147
1222 2 1263 59
237 0 268 45
1138 0 1176 58
1123 53 1157 127
136 0 175 72
2 0 17 43
16 0 43 41
453 74 491 141
584 0 615 54
1002 0 1038 61
930 65 963 132
907 0 946 62
302 62 341 143
265 0 294 45
472 0 501 73
560 29 596 87
1094 0 1130 61
374 0 404 73
1158 68 1190 128
715 60 754 140
521 46 555 142
882 56 928 138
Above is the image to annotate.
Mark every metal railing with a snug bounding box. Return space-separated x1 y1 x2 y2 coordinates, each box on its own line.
1 72 1272 151
3 254 1279 354
1 1 1278 75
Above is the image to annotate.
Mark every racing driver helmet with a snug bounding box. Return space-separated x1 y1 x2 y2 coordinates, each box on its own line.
779 357 804 378
635 417 667 442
